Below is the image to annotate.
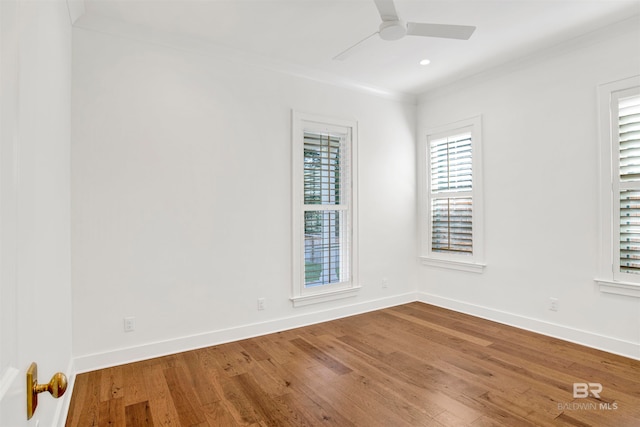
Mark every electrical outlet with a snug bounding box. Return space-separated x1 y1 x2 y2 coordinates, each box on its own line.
382 277 388 289
124 316 136 332
549 298 558 312
257 298 265 311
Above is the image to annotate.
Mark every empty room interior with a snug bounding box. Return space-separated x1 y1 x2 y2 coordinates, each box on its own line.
1 0 640 426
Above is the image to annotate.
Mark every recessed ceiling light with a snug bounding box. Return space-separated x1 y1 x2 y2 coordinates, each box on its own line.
419 59 431 66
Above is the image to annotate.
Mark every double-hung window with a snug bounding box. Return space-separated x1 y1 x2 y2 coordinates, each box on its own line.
291 112 359 306
597 76 640 297
420 116 484 272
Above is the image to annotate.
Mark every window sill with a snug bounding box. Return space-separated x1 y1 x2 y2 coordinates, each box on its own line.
420 256 486 273
291 286 361 307
595 279 640 298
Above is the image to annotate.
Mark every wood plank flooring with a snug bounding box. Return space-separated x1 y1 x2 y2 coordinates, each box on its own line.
65 302 640 426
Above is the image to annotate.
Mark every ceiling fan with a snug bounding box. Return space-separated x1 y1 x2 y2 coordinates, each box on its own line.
333 0 476 60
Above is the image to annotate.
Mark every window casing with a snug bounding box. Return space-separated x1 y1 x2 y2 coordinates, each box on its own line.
420 116 484 272
597 76 640 297
292 112 359 306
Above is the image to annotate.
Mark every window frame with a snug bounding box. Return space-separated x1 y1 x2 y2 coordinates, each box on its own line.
291 111 359 307
596 76 640 298
419 115 485 273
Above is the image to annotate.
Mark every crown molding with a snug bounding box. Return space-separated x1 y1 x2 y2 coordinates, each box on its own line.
73 13 417 105
418 13 640 103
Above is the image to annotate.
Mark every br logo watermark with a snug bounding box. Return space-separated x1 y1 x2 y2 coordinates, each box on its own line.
573 382 602 398
557 383 618 411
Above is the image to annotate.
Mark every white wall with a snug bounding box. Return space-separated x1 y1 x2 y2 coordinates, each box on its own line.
417 18 640 358
71 28 417 369
70 7 640 372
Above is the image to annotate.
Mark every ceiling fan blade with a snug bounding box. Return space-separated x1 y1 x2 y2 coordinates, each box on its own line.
373 0 399 21
407 22 476 40
333 31 379 61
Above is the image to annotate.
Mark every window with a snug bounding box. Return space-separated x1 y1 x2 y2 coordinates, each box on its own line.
596 76 640 297
615 92 640 277
291 112 359 306
420 116 484 272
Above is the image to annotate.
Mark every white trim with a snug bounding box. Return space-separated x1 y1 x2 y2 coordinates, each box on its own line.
418 15 640 101
72 293 417 373
419 115 485 270
595 279 640 298
417 292 640 360
419 256 486 273
291 111 359 305
596 75 640 293
290 285 361 307
596 79 616 284
72 14 416 104
611 87 640 282
72 291 640 373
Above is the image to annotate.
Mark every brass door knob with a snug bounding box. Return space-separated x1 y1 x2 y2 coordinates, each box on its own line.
34 371 68 398
26 362 68 420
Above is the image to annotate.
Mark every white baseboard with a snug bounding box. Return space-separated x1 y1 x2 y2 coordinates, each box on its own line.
73 292 418 374
72 290 639 377
417 292 640 361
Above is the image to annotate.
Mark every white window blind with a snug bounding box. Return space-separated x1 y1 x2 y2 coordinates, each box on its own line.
618 94 640 274
303 132 350 287
595 77 640 296
292 112 359 305
429 132 473 255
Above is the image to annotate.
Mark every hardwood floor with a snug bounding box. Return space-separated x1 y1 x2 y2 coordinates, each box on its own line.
65 302 640 426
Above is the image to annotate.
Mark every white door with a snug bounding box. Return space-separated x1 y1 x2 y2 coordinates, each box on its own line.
0 0 22 425
0 1 73 426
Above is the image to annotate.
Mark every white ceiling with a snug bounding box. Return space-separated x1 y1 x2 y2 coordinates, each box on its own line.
77 0 640 98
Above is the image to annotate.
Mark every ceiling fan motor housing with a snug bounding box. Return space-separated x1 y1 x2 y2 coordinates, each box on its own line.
379 20 407 40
